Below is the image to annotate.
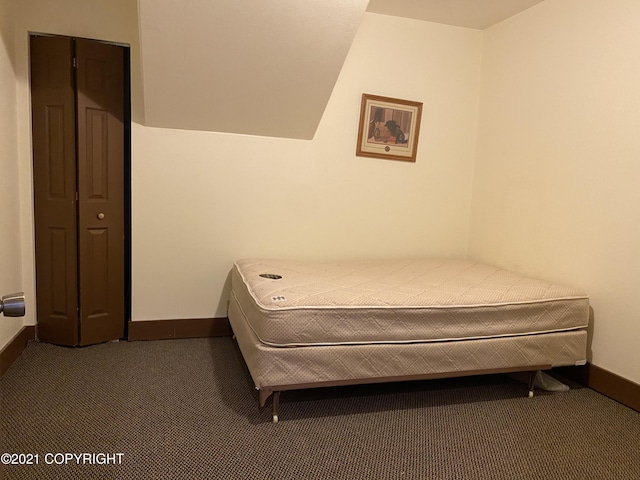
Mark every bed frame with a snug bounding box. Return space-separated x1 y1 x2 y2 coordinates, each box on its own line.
259 368 545 423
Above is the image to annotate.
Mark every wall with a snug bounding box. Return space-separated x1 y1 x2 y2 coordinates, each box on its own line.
131 14 483 320
0 0 24 349
8 5 483 328
469 0 640 384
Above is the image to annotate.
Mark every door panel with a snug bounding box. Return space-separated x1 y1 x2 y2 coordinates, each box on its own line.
31 35 126 346
76 39 125 345
30 36 79 346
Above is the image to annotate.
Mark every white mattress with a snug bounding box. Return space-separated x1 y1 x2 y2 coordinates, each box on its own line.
231 258 590 347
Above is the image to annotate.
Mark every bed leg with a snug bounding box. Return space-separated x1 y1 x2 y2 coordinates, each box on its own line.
258 388 273 407
272 391 281 423
527 370 536 398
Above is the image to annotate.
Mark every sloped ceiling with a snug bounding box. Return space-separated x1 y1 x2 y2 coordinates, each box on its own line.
136 0 545 139
137 0 369 139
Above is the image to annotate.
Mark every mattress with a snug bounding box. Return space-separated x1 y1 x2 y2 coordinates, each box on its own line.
228 291 588 389
231 258 589 347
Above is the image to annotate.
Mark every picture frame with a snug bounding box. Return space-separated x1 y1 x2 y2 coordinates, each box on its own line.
356 94 423 162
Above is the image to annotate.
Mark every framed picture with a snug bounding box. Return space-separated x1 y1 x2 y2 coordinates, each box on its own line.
356 94 423 162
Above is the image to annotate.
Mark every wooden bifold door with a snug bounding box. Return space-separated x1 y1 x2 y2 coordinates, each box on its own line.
31 35 127 346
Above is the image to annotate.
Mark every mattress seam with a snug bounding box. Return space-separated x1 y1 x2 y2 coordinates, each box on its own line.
252 296 589 312
251 325 589 348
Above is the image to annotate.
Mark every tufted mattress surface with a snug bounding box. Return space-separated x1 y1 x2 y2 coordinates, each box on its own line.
231 258 589 347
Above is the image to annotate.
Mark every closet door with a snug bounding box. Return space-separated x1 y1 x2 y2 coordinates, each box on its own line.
31 36 79 346
75 39 125 345
31 35 125 346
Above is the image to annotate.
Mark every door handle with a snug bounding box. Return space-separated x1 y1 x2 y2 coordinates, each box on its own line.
97 213 105 220
0 292 25 317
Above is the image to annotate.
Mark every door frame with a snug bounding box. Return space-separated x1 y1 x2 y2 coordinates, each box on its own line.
123 41 132 338
29 32 132 341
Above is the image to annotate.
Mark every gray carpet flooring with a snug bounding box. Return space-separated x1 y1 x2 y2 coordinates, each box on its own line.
1 337 639 480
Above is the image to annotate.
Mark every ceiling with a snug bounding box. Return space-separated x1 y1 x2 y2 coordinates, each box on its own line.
137 0 369 139
137 0 547 139
367 0 546 30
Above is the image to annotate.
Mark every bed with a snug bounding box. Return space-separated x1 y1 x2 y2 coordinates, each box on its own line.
227 258 589 422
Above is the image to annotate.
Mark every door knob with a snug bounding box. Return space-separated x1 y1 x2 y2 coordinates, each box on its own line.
97 213 105 220
0 292 25 317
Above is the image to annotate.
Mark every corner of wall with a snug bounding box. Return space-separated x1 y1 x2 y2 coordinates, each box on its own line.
0 0 27 348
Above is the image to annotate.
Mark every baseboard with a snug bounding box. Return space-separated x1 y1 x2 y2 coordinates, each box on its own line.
556 363 639 413
0 326 36 377
127 317 232 341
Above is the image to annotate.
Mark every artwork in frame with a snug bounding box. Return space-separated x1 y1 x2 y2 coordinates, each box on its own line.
356 94 423 162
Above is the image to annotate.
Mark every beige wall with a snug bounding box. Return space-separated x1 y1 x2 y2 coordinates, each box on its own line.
0 0 24 348
469 0 640 384
132 14 483 320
